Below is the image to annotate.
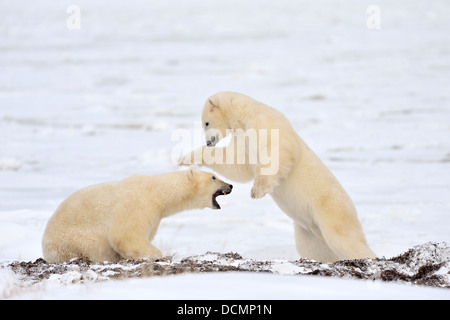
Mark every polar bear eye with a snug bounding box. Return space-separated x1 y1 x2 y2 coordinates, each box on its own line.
205 122 209 127
212 176 216 180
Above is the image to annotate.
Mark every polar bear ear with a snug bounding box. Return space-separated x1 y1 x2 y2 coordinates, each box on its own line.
208 98 220 113
187 168 195 179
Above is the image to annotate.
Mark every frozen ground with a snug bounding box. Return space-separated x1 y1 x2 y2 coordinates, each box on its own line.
1 0 450 299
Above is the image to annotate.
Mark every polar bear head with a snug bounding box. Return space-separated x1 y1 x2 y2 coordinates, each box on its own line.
202 95 228 147
202 91 247 146
201 91 257 147
188 169 233 209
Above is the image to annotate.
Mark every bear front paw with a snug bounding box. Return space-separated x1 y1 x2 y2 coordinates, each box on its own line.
178 147 205 167
178 154 191 167
251 185 269 199
149 248 163 260
251 176 278 199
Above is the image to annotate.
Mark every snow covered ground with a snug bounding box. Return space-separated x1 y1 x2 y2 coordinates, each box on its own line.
1 0 450 299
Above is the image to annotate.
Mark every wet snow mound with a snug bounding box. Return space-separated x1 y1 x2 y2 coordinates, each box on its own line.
4 242 449 289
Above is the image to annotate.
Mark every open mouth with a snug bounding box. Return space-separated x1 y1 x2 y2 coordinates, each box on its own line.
212 185 232 209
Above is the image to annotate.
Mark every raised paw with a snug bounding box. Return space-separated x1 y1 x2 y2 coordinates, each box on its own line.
251 186 265 199
251 184 271 199
178 147 204 167
178 154 192 167
250 175 278 199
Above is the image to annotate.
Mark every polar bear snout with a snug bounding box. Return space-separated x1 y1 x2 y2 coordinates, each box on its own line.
205 127 222 147
221 184 233 194
212 184 233 210
206 134 219 147
216 184 233 197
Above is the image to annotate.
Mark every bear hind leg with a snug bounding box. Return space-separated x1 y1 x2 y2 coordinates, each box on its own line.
317 215 376 261
42 241 83 264
294 224 340 263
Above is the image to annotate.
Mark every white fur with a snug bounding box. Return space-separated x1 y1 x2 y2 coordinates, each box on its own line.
180 92 375 262
42 169 231 263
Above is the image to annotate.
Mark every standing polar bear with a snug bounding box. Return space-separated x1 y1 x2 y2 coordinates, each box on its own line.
180 92 375 262
42 169 232 263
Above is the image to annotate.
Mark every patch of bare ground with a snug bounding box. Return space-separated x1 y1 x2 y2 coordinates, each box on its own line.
3 242 449 289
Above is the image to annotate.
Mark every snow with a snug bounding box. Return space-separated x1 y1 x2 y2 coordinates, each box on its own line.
5 272 449 300
1 0 450 299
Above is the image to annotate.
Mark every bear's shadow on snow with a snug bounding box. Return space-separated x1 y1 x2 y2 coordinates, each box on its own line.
5 242 450 289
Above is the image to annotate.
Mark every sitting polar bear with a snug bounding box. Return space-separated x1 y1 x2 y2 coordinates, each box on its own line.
180 92 375 262
42 169 232 263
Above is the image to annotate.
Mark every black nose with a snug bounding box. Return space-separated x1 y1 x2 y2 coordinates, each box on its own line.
229 184 233 189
